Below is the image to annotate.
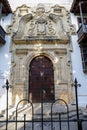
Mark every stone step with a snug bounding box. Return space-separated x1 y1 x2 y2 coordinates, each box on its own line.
0 103 84 121
0 103 86 130
7 103 83 120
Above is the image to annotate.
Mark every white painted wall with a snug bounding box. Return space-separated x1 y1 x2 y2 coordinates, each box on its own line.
0 14 12 111
70 13 87 107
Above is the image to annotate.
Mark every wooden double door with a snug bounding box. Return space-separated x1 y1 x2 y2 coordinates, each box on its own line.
29 56 55 103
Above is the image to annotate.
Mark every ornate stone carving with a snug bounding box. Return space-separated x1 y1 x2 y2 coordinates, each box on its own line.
36 4 45 16
53 4 62 13
7 4 75 43
27 21 35 36
48 20 56 35
8 4 75 105
36 17 47 35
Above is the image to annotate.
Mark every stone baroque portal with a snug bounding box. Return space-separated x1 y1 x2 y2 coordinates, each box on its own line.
8 4 75 105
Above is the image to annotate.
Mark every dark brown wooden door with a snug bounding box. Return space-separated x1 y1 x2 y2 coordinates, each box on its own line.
29 56 55 103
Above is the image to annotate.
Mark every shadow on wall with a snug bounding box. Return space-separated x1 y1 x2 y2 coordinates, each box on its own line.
0 90 12 112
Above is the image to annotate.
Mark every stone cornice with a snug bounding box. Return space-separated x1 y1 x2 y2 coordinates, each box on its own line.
13 38 69 44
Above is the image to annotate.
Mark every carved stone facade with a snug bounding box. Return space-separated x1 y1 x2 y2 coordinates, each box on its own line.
8 4 75 105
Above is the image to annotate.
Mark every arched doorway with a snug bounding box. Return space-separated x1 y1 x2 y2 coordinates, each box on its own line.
29 55 55 103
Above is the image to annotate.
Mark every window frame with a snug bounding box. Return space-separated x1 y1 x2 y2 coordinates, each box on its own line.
80 45 87 73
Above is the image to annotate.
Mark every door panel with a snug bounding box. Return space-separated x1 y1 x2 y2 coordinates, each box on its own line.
29 56 55 103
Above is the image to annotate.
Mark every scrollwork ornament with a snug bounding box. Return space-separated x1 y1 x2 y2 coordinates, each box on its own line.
28 21 35 36
48 21 56 35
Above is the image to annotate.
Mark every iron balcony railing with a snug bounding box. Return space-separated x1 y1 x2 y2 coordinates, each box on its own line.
0 25 6 44
77 24 87 44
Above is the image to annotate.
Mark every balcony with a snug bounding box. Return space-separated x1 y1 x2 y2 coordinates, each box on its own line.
70 0 87 14
0 25 6 45
1 0 12 14
80 45 87 73
77 24 87 44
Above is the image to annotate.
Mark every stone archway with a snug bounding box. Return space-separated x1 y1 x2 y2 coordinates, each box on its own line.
29 55 55 103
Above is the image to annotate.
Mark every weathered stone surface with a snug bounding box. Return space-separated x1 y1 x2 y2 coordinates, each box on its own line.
8 4 75 105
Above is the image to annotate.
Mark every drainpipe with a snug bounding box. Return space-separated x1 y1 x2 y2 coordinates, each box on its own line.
79 1 87 32
79 1 84 32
